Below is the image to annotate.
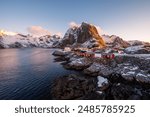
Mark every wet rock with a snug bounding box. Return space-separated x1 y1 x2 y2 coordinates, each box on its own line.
54 57 67 62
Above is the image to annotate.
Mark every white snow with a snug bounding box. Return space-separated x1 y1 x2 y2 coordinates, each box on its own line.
97 76 108 87
136 73 147 78
125 45 144 52
0 33 60 48
71 58 83 65
122 71 135 77
102 35 113 43
96 91 103 94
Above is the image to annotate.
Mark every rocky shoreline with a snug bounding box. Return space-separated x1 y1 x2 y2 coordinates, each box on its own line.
51 50 150 100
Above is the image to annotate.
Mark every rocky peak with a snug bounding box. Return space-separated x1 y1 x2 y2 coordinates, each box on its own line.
102 35 130 48
60 22 106 48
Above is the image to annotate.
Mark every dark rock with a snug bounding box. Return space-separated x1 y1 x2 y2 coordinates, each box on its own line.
51 74 96 99
135 73 150 84
10 42 23 48
121 72 135 81
110 83 134 100
79 91 105 100
98 66 113 77
83 63 102 76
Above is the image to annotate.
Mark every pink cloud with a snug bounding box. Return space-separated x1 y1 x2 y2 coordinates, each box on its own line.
27 26 51 37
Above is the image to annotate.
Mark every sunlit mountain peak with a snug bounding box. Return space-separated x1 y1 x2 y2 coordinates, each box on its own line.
0 30 17 36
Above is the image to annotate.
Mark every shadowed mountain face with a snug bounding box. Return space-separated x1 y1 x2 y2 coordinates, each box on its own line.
59 22 106 48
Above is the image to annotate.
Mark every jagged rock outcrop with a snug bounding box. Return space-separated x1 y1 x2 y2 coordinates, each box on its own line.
58 22 106 48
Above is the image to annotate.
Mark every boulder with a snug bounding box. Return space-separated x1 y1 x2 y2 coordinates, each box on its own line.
97 76 109 91
65 58 92 70
135 73 150 84
84 63 102 76
52 50 66 56
98 66 113 77
121 72 135 81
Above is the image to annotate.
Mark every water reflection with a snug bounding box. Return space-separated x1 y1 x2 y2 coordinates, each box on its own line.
0 48 79 100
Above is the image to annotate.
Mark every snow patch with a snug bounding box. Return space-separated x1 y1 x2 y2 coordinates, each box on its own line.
97 76 108 87
125 45 144 52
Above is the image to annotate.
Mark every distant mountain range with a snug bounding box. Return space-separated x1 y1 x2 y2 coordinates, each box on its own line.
0 22 150 50
0 32 60 48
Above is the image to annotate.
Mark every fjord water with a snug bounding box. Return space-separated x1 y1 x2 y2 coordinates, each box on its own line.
0 48 76 100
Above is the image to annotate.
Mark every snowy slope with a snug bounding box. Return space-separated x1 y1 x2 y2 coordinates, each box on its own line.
0 33 61 48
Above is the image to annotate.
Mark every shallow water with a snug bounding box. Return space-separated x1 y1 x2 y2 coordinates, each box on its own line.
0 48 78 100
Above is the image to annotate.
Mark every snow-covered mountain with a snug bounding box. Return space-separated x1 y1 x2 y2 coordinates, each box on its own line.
56 22 106 48
128 40 150 46
0 31 61 48
1 23 149 51
102 35 130 48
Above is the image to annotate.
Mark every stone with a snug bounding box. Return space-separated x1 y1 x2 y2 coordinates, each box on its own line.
83 63 102 76
135 73 150 84
66 58 92 70
97 76 109 91
121 72 135 81
52 50 66 56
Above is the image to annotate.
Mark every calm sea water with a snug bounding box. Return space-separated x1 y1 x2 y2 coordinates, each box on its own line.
0 48 77 100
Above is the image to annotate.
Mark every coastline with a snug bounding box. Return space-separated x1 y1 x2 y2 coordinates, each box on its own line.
51 49 150 100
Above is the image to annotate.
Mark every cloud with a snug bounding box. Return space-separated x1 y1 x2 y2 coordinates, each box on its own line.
69 21 80 28
27 26 51 37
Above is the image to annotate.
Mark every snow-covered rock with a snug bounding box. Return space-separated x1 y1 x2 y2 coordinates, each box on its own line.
84 63 103 76
52 50 67 56
124 45 150 54
97 76 109 90
66 58 92 70
121 71 135 81
135 73 150 84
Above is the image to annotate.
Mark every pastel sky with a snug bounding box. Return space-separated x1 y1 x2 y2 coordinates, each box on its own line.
0 0 150 42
